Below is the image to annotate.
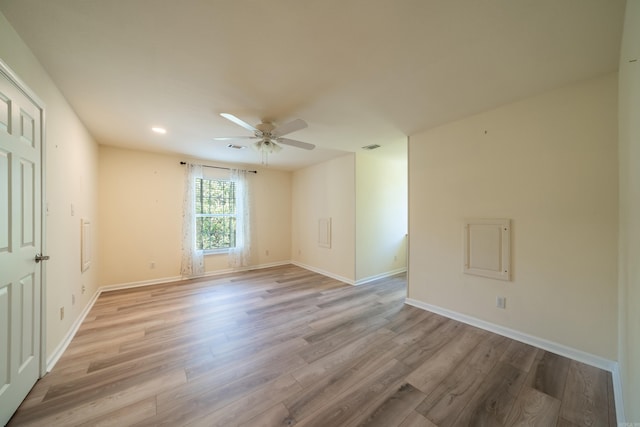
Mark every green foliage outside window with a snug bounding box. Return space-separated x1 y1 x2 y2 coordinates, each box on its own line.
195 178 236 250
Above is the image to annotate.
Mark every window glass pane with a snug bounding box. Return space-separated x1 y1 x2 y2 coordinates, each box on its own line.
196 179 236 215
196 216 236 250
194 178 237 250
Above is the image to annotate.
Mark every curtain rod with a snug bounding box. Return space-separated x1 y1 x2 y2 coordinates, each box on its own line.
180 161 257 174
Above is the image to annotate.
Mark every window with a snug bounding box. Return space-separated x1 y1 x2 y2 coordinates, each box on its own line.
195 178 236 251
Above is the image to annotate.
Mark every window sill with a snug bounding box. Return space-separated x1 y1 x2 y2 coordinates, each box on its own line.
203 248 231 255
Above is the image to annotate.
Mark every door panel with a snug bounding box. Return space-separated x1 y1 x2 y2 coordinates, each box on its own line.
0 63 43 426
19 109 34 147
0 282 9 393
0 150 9 252
0 94 9 131
19 273 35 371
20 159 35 247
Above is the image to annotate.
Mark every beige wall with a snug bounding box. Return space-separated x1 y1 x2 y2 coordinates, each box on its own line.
355 144 408 282
291 154 356 282
408 74 618 360
0 13 100 358
618 0 640 419
98 146 292 286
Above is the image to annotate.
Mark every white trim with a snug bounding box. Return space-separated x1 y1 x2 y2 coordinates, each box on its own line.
290 261 354 285
46 288 101 372
611 364 626 423
354 267 407 286
98 261 293 293
100 275 184 292
405 298 617 372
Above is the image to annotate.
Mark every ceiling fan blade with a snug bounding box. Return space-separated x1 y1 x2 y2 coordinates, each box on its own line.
212 136 259 141
277 137 315 150
273 118 307 137
220 113 258 133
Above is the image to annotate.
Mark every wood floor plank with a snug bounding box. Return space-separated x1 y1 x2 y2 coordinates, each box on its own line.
405 328 485 395
237 402 294 427
525 350 570 400
290 328 396 388
76 396 157 427
559 360 611 426
284 336 404 421
183 374 301 427
397 410 437 427
449 361 528 426
416 333 510 426
293 358 412 427
395 318 466 369
11 369 186 427
504 386 561 426
149 355 306 425
358 383 426 427
6 265 616 427
500 340 539 372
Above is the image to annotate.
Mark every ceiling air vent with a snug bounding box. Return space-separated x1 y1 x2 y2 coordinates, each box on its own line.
362 144 381 150
226 144 246 150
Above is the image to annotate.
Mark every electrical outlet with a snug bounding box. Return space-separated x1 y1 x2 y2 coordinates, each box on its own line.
60 307 64 320
72 294 75 305
70 203 75 216
265 249 269 256
150 261 156 269
81 285 86 294
496 296 506 309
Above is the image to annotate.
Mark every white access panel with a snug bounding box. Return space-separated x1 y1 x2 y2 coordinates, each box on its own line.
318 217 331 248
463 218 511 281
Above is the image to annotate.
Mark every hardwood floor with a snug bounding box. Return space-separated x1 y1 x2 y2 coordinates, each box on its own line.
8 265 616 426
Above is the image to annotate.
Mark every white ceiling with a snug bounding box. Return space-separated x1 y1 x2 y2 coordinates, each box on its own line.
0 0 626 170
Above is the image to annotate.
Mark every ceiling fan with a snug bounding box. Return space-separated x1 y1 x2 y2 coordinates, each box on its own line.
214 113 316 156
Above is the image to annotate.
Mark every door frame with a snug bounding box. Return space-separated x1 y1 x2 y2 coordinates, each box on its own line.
0 58 47 378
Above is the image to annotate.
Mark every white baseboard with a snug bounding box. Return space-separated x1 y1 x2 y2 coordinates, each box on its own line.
405 298 615 371
100 275 183 292
290 261 354 285
611 364 626 424
355 267 407 286
46 288 101 372
405 298 625 422
290 261 407 286
99 261 292 293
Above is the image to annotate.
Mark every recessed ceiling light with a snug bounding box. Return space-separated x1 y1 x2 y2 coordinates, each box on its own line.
151 127 167 134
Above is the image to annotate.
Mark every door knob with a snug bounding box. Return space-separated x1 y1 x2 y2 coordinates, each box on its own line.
35 253 50 263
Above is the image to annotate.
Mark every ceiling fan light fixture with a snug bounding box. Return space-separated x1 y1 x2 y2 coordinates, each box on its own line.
253 139 282 153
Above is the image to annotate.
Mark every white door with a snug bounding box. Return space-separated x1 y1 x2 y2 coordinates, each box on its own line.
0 61 44 426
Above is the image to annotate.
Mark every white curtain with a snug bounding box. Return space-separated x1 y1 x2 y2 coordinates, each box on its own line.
180 163 204 277
229 169 251 268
